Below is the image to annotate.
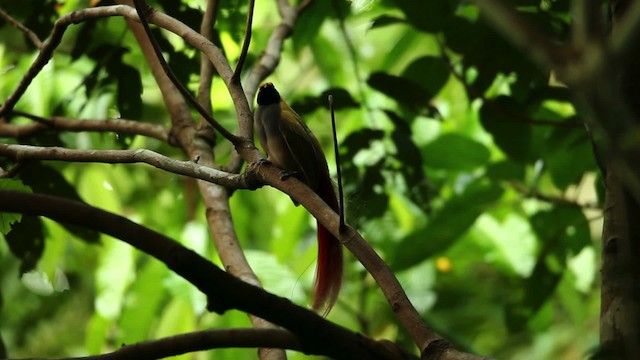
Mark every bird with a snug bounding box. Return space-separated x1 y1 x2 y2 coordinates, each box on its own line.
254 82 343 315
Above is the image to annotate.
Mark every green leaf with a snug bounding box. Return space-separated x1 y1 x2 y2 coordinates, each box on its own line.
392 0 454 33
485 160 526 181
530 206 590 257
506 257 562 331
386 111 433 211
0 178 32 234
18 163 100 244
421 133 491 170
543 127 596 189
292 87 359 115
117 261 168 344
116 64 142 119
368 72 433 114
6 216 45 274
371 15 406 28
292 0 350 53
401 56 450 96
392 181 503 270
479 96 533 162
95 240 134 320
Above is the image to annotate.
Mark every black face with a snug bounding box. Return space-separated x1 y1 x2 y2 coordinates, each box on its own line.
257 82 281 106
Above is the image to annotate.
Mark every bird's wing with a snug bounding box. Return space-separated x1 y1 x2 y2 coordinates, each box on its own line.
278 100 323 190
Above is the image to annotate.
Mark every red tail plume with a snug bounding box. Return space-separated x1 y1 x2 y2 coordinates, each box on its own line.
312 174 343 315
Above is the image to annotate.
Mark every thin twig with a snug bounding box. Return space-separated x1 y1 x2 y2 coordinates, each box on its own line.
509 181 602 210
0 7 43 48
0 162 23 178
0 144 248 189
131 0 240 145
232 0 256 82
0 111 170 141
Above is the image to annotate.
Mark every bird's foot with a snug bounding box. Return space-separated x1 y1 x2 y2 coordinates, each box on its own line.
280 169 302 181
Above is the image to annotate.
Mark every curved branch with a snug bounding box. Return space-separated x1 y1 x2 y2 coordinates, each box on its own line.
0 190 409 360
0 144 249 189
19 329 302 360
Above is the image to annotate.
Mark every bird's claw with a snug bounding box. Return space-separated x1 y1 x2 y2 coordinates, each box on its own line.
280 169 301 181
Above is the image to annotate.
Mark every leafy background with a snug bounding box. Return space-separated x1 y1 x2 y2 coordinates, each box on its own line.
0 0 600 359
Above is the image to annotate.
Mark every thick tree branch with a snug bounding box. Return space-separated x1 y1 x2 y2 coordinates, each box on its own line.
13 329 302 360
0 144 249 189
0 190 409 360
0 113 169 141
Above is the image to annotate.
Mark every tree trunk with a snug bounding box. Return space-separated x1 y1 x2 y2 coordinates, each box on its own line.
600 1 640 358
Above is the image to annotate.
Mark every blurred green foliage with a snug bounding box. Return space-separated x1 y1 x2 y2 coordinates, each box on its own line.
0 0 600 359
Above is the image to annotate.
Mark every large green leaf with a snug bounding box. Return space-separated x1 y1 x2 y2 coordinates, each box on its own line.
421 133 491 171
0 178 32 234
530 206 591 257
368 72 434 115
401 56 450 96
291 87 359 115
115 64 142 119
5 215 44 274
479 96 533 163
392 181 503 270
18 163 100 244
506 257 562 331
392 0 454 33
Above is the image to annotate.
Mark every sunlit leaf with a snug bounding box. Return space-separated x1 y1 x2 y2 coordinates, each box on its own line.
402 56 450 96
18 163 100 244
368 72 433 114
421 133 491 170
392 181 503 270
